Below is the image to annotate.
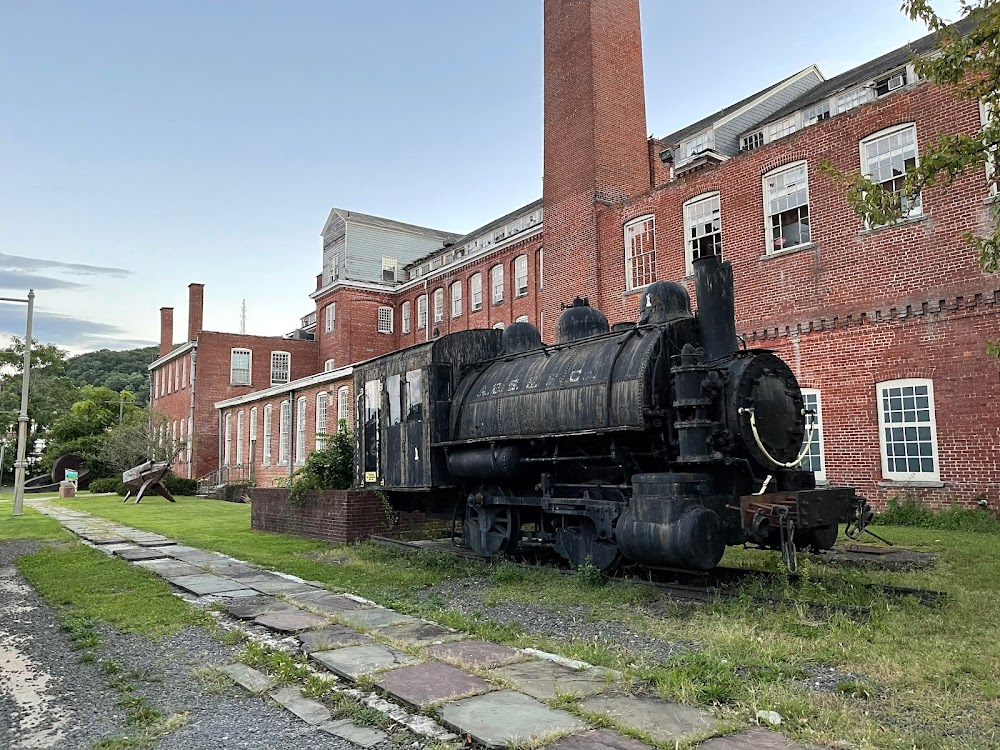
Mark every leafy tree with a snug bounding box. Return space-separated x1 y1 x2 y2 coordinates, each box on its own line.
289 422 355 503
42 385 144 475
99 411 179 477
63 346 156 406
822 1 999 354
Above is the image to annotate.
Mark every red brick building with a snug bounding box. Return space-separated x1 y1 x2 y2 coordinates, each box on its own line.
157 0 999 507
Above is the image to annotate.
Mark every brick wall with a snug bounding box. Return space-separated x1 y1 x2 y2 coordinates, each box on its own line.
250 487 425 544
314 287 399 367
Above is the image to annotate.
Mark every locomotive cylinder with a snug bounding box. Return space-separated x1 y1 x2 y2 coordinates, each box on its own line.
693 255 739 361
447 445 523 479
615 473 725 570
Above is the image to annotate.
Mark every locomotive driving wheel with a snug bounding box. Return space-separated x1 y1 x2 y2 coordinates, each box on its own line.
463 500 518 558
554 483 623 574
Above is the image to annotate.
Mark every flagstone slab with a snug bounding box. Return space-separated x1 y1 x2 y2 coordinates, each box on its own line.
219 663 273 694
547 729 654 750
209 588 260 598
135 559 207 578
578 694 718 744
375 662 491 710
240 577 319 595
225 598 298 620
288 591 366 615
133 538 176 547
81 534 128 545
298 627 372 653
697 727 821 749
426 640 525 669
311 644 418 679
255 610 330 633
438 691 586 749
269 686 331 725
491 660 611 702
335 607 419 631
170 574 251 596
377 620 465 647
319 719 387 748
114 547 171 562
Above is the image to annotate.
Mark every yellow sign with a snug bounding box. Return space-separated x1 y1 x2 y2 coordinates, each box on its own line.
365 471 377 483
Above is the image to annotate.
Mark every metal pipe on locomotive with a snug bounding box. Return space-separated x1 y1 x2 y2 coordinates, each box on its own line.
354 255 872 572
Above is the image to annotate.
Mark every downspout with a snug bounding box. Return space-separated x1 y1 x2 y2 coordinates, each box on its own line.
424 280 430 343
188 345 197 479
288 387 296 482
217 406 223 484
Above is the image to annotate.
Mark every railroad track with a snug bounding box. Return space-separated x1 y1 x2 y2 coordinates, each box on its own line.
370 535 946 613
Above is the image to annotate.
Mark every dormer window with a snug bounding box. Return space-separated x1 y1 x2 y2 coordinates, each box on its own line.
741 132 763 152
381 256 397 283
681 130 713 159
875 69 908 97
802 101 831 125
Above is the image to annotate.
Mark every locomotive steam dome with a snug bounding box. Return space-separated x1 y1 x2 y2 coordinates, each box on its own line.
555 297 610 344
640 281 691 324
501 321 543 354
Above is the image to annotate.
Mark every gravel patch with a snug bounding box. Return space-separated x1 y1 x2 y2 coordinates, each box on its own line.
0 539 126 750
799 665 867 694
423 576 695 663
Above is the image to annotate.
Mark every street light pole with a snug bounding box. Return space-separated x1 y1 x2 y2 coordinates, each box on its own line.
11 290 35 517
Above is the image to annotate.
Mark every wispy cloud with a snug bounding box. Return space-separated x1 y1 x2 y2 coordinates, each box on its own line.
0 252 131 279
0 304 154 352
0 271 84 291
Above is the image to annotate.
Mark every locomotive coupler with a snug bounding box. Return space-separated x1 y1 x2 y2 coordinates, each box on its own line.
775 505 798 573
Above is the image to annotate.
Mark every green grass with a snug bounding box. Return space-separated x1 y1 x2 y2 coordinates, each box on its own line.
0 504 69 541
51 494 1000 749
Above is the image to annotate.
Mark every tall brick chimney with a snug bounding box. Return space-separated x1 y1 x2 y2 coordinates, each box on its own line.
542 0 649 339
159 307 174 357
188 283 204 342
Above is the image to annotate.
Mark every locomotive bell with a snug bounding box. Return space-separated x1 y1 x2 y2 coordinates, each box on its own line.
555 297 610 344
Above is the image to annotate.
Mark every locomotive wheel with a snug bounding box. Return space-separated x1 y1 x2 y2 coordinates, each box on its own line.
464 504 517 558
556 521 622 574
806 523 839 551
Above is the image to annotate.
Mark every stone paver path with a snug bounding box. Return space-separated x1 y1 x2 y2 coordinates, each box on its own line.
31 499 822 750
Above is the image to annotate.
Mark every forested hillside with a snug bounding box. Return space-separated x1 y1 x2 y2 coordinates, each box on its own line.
64 346 156 405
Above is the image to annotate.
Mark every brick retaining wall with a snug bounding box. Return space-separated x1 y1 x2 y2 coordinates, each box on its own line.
249 487 425 544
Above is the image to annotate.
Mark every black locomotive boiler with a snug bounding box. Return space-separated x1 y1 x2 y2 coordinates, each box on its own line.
354 255 870 571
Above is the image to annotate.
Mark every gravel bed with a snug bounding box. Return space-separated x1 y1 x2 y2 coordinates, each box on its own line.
423 576 696 663
0 539 126 750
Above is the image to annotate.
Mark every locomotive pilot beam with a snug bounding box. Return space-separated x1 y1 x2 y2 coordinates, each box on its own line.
354 254 871 572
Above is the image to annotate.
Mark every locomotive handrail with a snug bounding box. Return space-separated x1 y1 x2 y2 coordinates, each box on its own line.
738 407 817 469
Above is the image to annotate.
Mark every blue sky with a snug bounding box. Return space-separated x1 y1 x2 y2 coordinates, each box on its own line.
0 0 961 354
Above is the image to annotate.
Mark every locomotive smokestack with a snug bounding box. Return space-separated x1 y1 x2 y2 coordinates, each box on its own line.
693 255 738 361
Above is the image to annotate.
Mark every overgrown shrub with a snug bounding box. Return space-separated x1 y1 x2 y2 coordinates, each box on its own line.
88 478 119 494
877 496 1000 534
163 474 198 497
289 423 354 505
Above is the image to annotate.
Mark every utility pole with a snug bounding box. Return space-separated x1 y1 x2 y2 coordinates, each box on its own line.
10 290 35 517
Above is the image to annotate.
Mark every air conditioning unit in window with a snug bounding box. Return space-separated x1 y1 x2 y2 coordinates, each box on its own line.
887 74 905 91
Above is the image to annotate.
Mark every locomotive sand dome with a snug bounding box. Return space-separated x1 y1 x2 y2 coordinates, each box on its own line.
353 255 871 572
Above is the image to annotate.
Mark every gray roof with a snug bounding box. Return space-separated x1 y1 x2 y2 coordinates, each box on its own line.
657 68 814 146
405 198 543 270
325 207 463 243
747 16 978 132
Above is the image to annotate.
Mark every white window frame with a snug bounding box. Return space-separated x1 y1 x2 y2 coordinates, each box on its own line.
683 192 722 276
167 363 172 394
417 295 428 330
174 362 179 392
433 289 444 323
325 303 336 333
223 413 232 466
249 407 257 456
680 129 713 160
470 273 483 311
337 386 350 426
377 306 393 334
236 411 244 465
190 353 195 386
324 358 335 372
316 392 328 450
295 396 307 464
491 265 504 304
802 101 831 125
381 255 397 283
741 131 764 152
624 215 656 291
270 351 290 386
763 161 811 254
181 357 187 389
860 122 921 221
767 115 798 141
982 99 997 197
799 389 826 482
186 417 192 463
537 248 544 290
230 348 252 386
154 369 159 399
401 301 411 334
514 255 528 297
836 85 873 114
262 404 273 465
515 315 529 323
877 378 940 482
451 282 462 318
278 400 290 464
492 322 505 330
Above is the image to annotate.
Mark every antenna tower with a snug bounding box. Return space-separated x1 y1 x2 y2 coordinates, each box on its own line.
240 299 246 334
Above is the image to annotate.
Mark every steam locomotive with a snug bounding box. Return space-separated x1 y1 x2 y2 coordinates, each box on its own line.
354 255 870 571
